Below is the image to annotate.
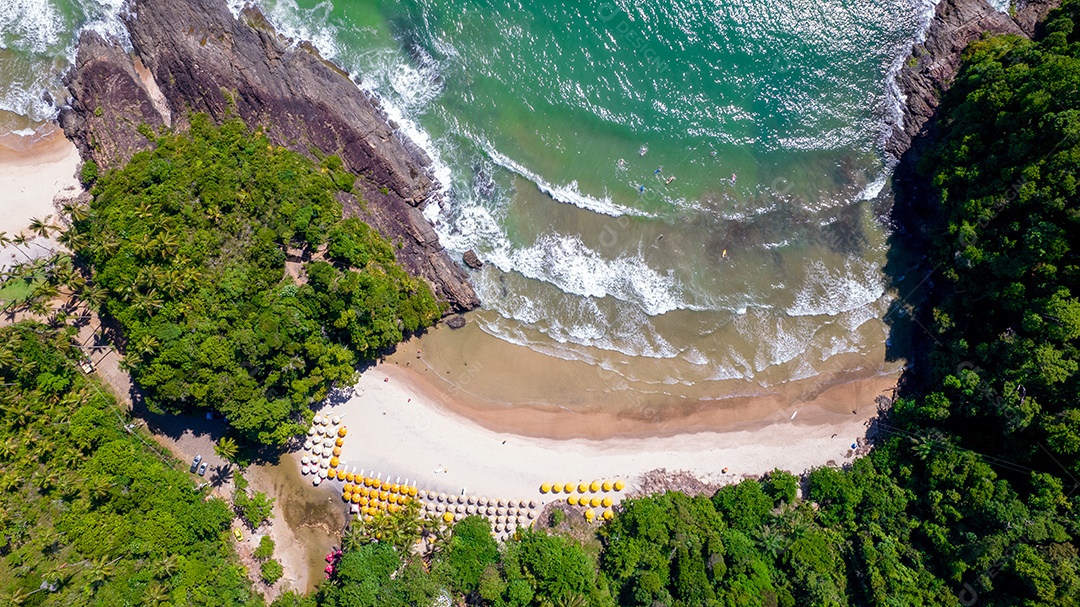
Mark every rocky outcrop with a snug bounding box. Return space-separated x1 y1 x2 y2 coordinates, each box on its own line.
887 0 1060 159
59 0 479 311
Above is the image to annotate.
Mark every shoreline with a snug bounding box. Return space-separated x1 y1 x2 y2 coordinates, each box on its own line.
311 358 897 505
0 123 81 237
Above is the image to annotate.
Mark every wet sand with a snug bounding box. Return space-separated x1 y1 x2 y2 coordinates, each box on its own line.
381 316 899 440
0 123 80 236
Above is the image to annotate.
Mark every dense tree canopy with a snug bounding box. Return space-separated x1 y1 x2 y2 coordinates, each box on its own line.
0 322 261 606
70 116 442 444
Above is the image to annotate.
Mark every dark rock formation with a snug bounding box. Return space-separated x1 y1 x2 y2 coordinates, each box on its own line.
60 0 479 311
887 0 1060 159
462 250 483 269
446 315 467 330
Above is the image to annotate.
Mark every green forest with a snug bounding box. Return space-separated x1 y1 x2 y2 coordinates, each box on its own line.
69 116 442 444
4 1 1080 606
0 323 261 606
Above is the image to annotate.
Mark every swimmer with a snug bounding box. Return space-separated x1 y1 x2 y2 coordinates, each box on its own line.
722 249 728 258
639 145 648 156
654 166 663 175
617 158 626 169
730 173 737 185
638 185 645 193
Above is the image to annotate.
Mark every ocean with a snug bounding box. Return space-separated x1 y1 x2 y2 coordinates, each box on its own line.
3 0 971 406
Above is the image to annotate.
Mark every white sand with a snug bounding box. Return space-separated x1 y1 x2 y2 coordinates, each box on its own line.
313 364 885 509
0 127 81 236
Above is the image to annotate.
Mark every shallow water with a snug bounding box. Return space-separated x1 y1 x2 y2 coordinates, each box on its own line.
1 0 977 403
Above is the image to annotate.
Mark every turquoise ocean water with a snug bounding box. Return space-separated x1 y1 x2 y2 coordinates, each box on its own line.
3 0 976 395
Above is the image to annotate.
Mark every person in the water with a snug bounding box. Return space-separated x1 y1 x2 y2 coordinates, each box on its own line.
639 185 645 193
730 173 737 185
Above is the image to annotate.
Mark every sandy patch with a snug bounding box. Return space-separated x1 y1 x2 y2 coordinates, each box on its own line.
308 361 895 516
0 124 81 236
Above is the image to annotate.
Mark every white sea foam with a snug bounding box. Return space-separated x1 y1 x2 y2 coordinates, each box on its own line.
0 0 66 54
786 259 884 318
487 233 682 316
483 146 651 218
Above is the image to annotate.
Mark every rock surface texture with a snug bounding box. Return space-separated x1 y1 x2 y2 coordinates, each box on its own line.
60 0 479 311
887 0 1061 159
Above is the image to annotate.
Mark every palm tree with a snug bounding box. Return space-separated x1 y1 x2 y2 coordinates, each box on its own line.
155 555 180 580
0 231 10 247
79 283 107 310
213 436 239 462
134 334 161 358
754 525 786 558
28 216 56 240
0 586 40 606
9 234 33 262
144 582 169 605
85 555 120 587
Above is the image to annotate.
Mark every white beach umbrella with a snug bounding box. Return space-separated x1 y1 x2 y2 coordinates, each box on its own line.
301 455 310 465
332 415 341 425
495 523 504 532
438 493 447 502
319 468 328 478
418 490 427 499
467 495 476 505
497 507 506 516
312 476 322 486
497 514 506 523
467 505 476 514
529 500 537 508
527 510 536 519
321 458 331 468
486 506 495 516
307 426 317 435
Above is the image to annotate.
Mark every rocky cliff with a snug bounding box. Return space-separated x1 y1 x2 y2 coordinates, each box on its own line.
887 0 1060 159
60 0 479 311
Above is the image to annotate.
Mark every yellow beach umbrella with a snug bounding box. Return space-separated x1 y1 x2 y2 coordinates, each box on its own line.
614 480 625 491
359 496 369 506
408 486 418 497
442 512 454 523
351 494 361 504
346 472 355 482
381 480 391 491
602 509 613 520
540 483 552 494
389 494 399 504
602 497 612 507
335 437 344 447
342 492 352 502
332 447 342 457
338 427 347 437
602 480 612 491
584 509 595 521
590 497 601 508
567 496 578 506
551 483 563 494
389 504 400 513
343 483 354 493
330 457 340 468
578 482 588 493
590 481 600 492
380 491 390 501
565 482 576 493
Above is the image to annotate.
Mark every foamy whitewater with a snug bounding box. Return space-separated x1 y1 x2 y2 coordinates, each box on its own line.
1 0 1000 394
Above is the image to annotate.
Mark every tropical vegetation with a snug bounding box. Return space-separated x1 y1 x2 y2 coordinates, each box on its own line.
0 322 262 606
66 115 442 444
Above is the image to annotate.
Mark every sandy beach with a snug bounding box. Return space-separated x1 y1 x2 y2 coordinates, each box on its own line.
310 358 896 508
0 124 81 237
